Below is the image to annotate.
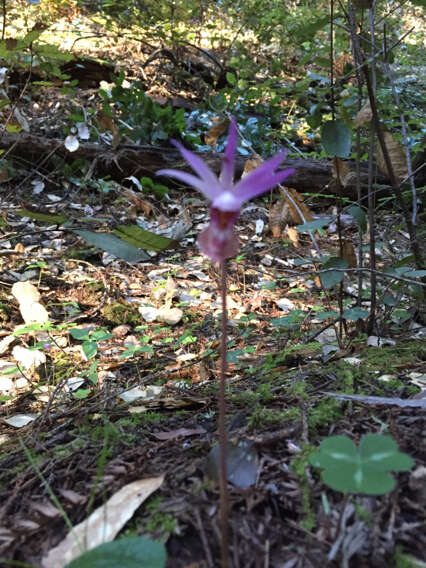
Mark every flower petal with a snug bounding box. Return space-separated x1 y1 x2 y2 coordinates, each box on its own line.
234 167 295 202
220 118 238 187
171 140 222 200
156 169 220 198
233 150 294 201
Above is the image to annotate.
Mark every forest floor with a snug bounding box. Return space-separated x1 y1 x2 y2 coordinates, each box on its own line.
0 8 425 568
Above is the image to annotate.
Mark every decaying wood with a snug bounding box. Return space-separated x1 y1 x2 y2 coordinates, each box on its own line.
0 131 412 197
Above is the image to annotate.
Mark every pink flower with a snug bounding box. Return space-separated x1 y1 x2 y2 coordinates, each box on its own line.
157 119 294 262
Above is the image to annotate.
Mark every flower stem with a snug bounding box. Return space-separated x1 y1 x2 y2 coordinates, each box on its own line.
219 260 229 567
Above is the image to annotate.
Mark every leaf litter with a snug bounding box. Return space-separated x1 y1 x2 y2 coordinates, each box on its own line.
0 14 425 568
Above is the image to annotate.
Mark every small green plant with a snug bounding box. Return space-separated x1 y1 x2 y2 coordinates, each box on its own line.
121 336 154 359
99 73 190 146
309 434 413 495
69 327 113 360
139 176 169 200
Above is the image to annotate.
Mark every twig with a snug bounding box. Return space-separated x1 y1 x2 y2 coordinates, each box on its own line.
194 508 214 568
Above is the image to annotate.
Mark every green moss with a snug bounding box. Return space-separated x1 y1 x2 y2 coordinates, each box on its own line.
263 342 322 372
362 340 426 373
291 445 316 531
308 398 342 432
52 437 86 459
288 380 309 400
52 352 76 382
256 383 274 402
142 496 177 536
231 389 258 405
101 301 140 326
249 404 301 429
392 547 425 568
145 512 176 535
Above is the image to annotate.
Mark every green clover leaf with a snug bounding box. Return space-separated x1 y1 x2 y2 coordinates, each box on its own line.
309 434 413 495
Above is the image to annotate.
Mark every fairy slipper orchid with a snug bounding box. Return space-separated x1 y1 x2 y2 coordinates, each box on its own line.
157 119 294 262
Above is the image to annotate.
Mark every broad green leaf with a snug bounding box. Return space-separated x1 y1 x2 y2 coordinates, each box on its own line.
293 257 316 266
6 124 22 133
73 389 91 399
271 310 305 329
405 270 426 278
347 205 367 233
320 257 348 289
309 434 413 495
17 208 68 225
227 349 244 363
114 225 175 252
316 310 339 321
69 328 90 341
13 322 54 335
307 71 330 84
82 340 98 360
65 537 166 568
383 294 398 306
295 218 331 232
359 434 414 471
321 120 351 157
342 307 369 321
322 465 396 495
74 230 149 262
226 72 237 86
91 330 113 341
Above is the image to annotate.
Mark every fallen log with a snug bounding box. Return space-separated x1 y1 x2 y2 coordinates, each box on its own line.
0 131 408 198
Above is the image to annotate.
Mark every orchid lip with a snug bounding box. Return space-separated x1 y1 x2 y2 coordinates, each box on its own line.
212 191 241 212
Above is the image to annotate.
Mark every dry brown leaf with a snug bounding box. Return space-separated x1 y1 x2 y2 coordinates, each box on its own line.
287 226 300 248
163 276 177 309
333 53 353 76
121 187 153 216
333 159 357 188
42 475 164 568
269 199 289 237
57 488 86 505
242 157 263 178
376 131 408 183
31 501 61 519
341 239 357 268
95 110 120 146
279 187 313 225
205 119 228 147
14 243 25 253
332 158 351 182
95 109 115 131
354 101 373 128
